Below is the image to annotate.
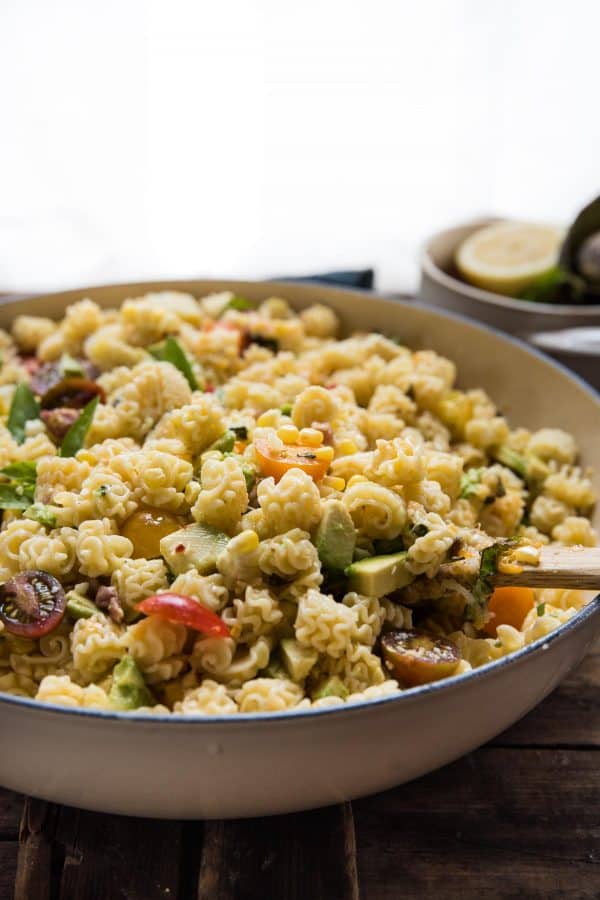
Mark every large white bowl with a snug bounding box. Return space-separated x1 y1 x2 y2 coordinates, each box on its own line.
0 279 599 819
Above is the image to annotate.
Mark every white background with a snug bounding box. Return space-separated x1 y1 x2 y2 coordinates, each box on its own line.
1 0 598 292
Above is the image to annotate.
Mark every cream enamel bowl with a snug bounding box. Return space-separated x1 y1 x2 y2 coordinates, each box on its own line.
0 279 599 820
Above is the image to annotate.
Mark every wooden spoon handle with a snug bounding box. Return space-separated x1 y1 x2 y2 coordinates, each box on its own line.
491 545 600 591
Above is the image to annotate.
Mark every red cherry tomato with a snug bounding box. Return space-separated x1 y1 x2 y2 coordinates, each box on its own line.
0 571 66 638
136 593 230 637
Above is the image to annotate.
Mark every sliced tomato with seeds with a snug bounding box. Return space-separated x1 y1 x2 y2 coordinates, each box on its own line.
254 437 330 482
0 571 66 638
136 593 230 637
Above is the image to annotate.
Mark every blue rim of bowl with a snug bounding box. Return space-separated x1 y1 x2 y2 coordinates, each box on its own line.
0 280 598 724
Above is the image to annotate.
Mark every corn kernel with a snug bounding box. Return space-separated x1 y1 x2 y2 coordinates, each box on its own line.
323 476 346 491
299 427 324 447
314 445 335 462
257 411 279 427
238 529 260 552
337 439 358 456
277 424 300 444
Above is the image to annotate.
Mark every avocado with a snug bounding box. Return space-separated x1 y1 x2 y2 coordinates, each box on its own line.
66 591 100 621
207 430 236 454
160 523 230 575
280 638 318 681
312 675 349 701
314 500 356 571
345 551 414 596
109 656 154 710
260 655 288 680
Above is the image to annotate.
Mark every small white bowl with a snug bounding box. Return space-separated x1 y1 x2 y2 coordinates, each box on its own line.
420 219 600 387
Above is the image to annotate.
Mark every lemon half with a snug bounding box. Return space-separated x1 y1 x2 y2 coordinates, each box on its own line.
455 221 564 296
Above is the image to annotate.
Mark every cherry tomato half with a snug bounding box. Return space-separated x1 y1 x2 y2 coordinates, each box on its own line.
381 628 460 687
40 377 106 410
254 437 330 482
483 587 535 637
0 571 66 638
136 594 230 637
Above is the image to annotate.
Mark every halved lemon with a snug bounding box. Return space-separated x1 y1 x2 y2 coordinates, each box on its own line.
455 221 564 296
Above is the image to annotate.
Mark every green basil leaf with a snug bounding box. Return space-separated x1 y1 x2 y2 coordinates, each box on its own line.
468 539 518 623
23 503 58 529
0 482 35 509
149 336 198 390
59 396 99 458
7 383 40 445
0 460 37 484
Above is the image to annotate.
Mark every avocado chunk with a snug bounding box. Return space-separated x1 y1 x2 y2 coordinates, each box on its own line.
314 500 357 571
345 551 414 596
66 591 100 621
109 656 154 711
280 638 318 681
207 430 236 454
312 675 349 701
160 523 230 575
260 655 288 680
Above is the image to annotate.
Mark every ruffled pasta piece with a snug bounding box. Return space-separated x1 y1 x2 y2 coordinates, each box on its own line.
124 615 187 684
76 518 133 577
222 586 282 644
528 428 577 465
551 516 597 547
192 455 248 533
150 397 225 459
300 304 339 338
257 528 319 579
71 614 126 682
169 571 230 613
108 361 192 440
136 450 193 513
342 593 385 646
292 386 338 428
12 315 57 352
235 677 303 713
367 436 425 487
342 479 407 540
405 507 456 577
295 589 357 659
111 558 169 611
174 680 238 716
36 675 111 710
257 469 321 536
19 527 78 578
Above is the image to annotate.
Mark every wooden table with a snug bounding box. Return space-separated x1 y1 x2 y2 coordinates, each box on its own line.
1 637 598 900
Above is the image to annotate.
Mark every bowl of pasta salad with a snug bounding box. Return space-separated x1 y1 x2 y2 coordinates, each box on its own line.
0 279 598 818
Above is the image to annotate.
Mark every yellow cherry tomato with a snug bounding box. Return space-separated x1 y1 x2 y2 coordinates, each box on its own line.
483 586 535 636
122 507 182 559
254 438 330 482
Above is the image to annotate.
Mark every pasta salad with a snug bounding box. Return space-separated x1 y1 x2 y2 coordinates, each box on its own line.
0 290 596 715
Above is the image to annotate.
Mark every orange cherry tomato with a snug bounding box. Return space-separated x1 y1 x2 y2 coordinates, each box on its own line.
122 507 182 559
254 438 330 482
483 587 535 636
137 594 230 637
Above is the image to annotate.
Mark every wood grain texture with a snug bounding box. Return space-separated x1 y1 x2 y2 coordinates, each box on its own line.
0 790 22 839
353 748 600 900
0 843 18 900
197 802 359 900
493 545 600 590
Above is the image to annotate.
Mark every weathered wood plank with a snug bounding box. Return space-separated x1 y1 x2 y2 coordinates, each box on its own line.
492 637 599 747
197 802 359 900
14 797 60 900
0 842 18 900
0 789 22 839
354 748 600 900
54 806 184 900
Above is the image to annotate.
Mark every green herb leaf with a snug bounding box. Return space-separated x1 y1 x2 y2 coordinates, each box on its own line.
280 403 293 416
0 483 35 509
537 602 546 617
469 539 518 624
59 396 99 458
7 383 40 444
0 461 37 484
460 468 484 500
23 503 58 529
0 460 38 510
149 336 198 390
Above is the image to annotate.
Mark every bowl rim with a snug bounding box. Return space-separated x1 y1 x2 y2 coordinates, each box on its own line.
421 217 600 316
0 278 598 725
